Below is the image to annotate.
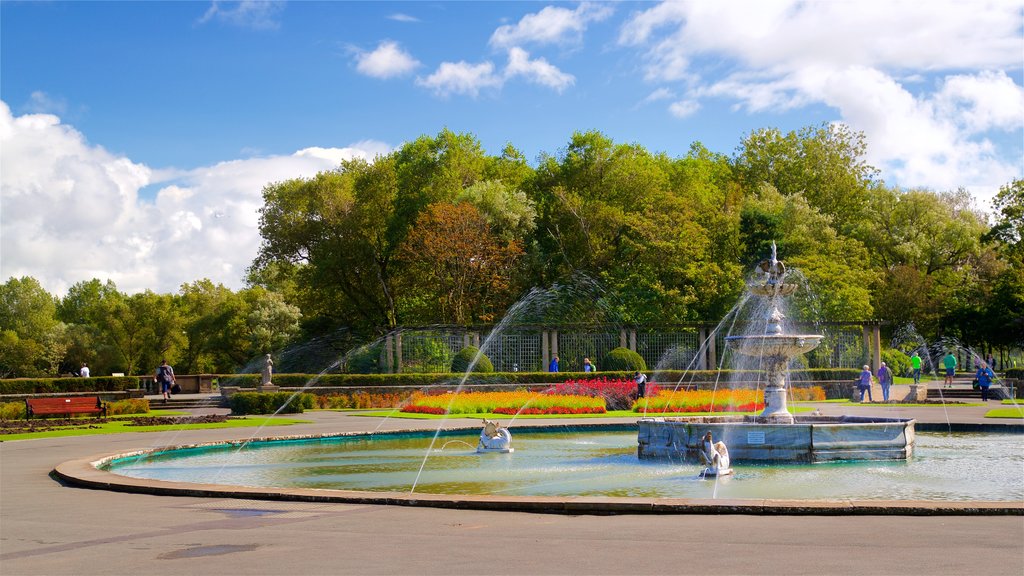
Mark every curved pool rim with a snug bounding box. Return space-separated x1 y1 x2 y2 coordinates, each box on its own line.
53 423 1024 516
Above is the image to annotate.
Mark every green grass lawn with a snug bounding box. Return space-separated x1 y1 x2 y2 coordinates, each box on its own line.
984 407 1024 419
893 376 942 384
1000 399 1024 405
1 414 311 441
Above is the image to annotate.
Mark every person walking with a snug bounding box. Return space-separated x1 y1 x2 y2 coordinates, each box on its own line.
942 351 958 388
79 362 90 378
976 362 996 401
877 362 893 402
548 355 559 373
156 359 176 403
910 352 922 385
857 365 873 402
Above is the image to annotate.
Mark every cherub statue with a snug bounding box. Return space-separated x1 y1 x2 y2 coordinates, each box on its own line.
698 431 732 476
477 418 512 452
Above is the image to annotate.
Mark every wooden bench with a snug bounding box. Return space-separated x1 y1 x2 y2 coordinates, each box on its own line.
25 396 105 418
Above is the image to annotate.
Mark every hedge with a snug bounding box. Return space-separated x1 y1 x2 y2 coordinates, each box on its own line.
0 368 862 395
229 392 316 415
0 376 140 395
238 368 862 388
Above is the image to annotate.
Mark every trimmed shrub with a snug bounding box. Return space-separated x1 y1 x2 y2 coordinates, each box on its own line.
881 349 912 377
451 346 494 373
229 392 315 415
106 398 150 416
0 401 26 420
601 347 647 372
0 376 140 395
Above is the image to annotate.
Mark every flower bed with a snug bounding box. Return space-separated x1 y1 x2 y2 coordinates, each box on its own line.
493 406 606 415
633 389 765 413
547 377 660 410
401 391 604 415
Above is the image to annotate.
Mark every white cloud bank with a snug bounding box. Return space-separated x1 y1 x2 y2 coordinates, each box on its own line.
620 0 1024 206
0 101 389 296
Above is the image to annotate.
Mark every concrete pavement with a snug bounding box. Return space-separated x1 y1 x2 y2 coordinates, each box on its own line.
1 404 1022 575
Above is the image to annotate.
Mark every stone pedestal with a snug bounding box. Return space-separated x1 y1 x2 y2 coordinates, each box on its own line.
257 384 280 393
761 386 794 424
906 385 927 402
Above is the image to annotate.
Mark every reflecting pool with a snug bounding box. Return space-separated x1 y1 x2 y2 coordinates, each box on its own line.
106 429 1023 501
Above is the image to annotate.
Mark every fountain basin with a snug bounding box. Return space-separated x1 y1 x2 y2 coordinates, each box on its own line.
723 334 824 357
638 415 915 463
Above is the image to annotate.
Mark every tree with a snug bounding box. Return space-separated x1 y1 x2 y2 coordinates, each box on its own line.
739 186 876 322
0 277 65 376
398 202 523 324
532 131 740 323
985 178 1023 261
178 279 236 373
255 167 399 328
735 123 879 231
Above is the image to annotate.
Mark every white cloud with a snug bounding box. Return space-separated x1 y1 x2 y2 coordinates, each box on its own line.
504 47 574 92
198 0 285 30
668 99 700 118
387 13 419 23
935 70 1024 135
416 61 503 98
0 101 390 296
23 91 68 115
490 2 614 48
619 0 1024 206
355 40 421 79
642 87 676 103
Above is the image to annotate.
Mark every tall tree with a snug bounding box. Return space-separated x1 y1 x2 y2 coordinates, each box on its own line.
735 123 879 231
398 202 523 324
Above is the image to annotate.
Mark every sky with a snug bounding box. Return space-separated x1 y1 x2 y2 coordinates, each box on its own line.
2 1 1022 297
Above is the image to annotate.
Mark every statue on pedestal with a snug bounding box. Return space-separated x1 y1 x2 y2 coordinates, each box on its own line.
261 354 273 386
477 419 513 453
698 431 733 477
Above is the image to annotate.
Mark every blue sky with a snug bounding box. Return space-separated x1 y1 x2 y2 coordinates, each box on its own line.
2 1 1022 296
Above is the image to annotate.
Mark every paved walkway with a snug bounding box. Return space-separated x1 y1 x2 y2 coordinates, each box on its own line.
1 404 1022 575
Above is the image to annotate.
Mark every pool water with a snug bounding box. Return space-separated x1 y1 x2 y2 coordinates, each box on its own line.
106 429 1024 501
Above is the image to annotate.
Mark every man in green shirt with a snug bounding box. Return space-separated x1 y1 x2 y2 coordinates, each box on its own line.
911 352 922 384
942 352 958 388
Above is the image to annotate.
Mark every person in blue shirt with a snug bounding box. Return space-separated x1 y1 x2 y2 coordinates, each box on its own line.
857 365 873 402
975 362 996 401
876 362 893 402
583 357 594 372
548 355 559 372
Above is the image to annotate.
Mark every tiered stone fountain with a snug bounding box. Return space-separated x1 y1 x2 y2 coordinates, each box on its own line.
638 244 915 463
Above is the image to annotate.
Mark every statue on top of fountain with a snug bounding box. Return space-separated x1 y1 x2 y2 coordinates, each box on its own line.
698 431 733 476
477 419 513 453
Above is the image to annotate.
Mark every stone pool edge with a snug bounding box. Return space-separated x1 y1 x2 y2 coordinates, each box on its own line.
52 426 1024 517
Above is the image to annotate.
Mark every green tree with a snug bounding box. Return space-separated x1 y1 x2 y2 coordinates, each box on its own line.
533 131 740 322
735 123 879 230
0 277 65 376
739 186 875 321
985 178 1023 261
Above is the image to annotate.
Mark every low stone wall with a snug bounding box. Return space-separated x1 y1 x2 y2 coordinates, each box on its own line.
638 415 915 463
